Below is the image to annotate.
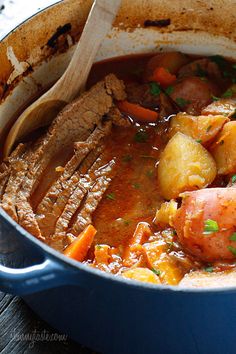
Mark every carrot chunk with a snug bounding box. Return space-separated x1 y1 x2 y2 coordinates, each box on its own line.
123 222 152 267
63 225 97 262
117 100 158 123
150 67 176 87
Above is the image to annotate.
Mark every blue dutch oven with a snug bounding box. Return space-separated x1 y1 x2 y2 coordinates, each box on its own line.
0 1 236 353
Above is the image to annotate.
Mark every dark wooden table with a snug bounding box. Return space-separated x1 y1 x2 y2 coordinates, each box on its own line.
0 2 95 353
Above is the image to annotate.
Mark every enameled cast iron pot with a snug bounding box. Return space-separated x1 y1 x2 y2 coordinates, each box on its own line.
0 1 236 353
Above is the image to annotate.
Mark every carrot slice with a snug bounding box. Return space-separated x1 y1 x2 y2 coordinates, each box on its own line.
150 67 176 87
123 222 152 267
63 225 97 262
117 100 158 123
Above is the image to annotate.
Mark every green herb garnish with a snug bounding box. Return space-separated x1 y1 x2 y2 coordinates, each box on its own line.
146 169 154 177
222 88 234 98
206 125 212 132
167 241 174 251
195 64 207 77
196 139 202 143
151 268 161 276
231 109 236 120
203 219 219 234
140 155 156 160
210 55 227 68
230 233 236 241
232 175 236 183
134 130 148 143
106 193 116 200
132 183 141 189
123 219 131 226
211 95 219 101
165 86 174 95
122 154 132 163
175 97 190 108
149 82 161 96
232 64 236 70
205 266 214 273
228 246 236 256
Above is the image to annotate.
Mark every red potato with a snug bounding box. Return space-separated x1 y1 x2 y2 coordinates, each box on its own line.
143 51 189 80
173 188 236 262
170 76 220 115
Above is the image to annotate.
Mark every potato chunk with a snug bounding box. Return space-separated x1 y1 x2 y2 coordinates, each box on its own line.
158 132 217 199
154 200 178 226
122 267 161 284
169 113 228 145
144 241 183 285
210 121 236 175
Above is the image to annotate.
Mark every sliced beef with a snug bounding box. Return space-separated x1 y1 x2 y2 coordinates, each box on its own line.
1 74 126 238
0 143 28 213
69 173 114 237
51 159 116 252
36 122 112 237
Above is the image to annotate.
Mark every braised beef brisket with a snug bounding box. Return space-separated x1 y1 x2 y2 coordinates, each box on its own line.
0 74 126 247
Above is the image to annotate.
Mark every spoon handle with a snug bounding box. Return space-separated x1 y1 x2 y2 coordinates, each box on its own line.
50 0 121 102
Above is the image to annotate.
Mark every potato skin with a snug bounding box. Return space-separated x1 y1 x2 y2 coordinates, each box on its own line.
210 121 236 175
170 76 219 115
169 113 229 146
173 188 236 261
158 132 217 200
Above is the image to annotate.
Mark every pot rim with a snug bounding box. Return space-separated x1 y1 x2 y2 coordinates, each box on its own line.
1 0 236 294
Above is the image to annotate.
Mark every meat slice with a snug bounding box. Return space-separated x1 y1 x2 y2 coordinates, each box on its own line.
36 122 112 237
69 170 114 237
1 74 126 238
51 159 116 252
0 143 28 211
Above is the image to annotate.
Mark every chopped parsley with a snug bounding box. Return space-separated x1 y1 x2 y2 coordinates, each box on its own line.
134 130 148 143
132 183 141 189
165 86 174 95
167 241 174 251
106 193 116 201
140 155 156 160
230 233 236 241
209 55 227 68
205 266 214 273
232 109 236 120
203 219 219 234
175 97 190 108
228 246 236 256
195 64 207 77
151 268 161 276
196 139 202 143
206 125 212 132
123 219 131 226
149 82 161 96
222 88 234 98
233 64 236 70
146 169 154 177
122 154 133 163
211 95 219 101
232 175 236 183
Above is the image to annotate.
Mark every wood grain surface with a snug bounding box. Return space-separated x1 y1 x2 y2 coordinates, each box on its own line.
0 292 98 354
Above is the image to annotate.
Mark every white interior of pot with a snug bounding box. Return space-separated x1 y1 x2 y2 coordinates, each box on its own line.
0 27 236 140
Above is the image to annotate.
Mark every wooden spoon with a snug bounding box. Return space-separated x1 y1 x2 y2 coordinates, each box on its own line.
4 0 121 157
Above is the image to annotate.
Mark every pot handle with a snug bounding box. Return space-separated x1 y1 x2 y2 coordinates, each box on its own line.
0 257 79 296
